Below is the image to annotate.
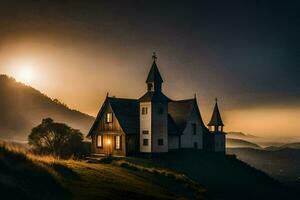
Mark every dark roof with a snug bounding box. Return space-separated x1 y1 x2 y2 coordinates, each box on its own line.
139 91 170 102
87 97 139 137
168 114 180 135
146 61 163 83
168 99 205 132
207 102 224 126
108 97 139 134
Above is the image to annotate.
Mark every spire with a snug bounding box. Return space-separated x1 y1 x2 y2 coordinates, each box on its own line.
145 52 163 91
208 98 224 127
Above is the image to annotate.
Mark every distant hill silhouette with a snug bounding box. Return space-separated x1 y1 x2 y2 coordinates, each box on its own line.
226 138 261 149
227 131 258 139
227 147 300 190
0 75 94 140
265 142 300 151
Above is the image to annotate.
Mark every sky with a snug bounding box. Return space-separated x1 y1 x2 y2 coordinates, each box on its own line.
0 0 299 137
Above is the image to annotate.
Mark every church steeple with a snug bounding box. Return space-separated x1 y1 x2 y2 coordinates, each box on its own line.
208 98 224 132
146 52 163 92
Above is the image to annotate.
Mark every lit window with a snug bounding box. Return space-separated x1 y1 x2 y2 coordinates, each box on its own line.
115 135 121 150
97 135 103 148
106 113 113 123
158 139 164 146
142 130 149 134
142 107 148 115
192 123 197 135
143 139 148 146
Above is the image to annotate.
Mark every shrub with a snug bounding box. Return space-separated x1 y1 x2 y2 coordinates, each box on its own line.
28 118 85 158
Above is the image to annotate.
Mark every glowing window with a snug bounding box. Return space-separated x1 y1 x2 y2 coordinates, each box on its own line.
115 135 121 150
97 135 102 148
106 113 113 123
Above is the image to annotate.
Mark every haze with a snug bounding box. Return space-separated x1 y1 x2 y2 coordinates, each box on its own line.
0 0 299 138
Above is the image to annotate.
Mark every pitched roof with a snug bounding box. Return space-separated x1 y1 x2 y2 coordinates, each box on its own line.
207 102 224 126
139 91 170 102
108 97 139 134
87 97 139 137
146 61 163 83
168 99 205 132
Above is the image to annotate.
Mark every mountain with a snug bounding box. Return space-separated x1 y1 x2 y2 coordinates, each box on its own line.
0 75 94 140
226 138 261 149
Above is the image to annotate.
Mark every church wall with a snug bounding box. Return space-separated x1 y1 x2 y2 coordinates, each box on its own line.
140 102 152 153
151 102 168 152
180 107 204 149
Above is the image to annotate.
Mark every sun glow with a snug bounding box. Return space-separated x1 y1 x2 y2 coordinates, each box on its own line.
16 64 35 84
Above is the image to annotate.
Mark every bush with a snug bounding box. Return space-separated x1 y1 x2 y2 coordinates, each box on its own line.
28 118 85 158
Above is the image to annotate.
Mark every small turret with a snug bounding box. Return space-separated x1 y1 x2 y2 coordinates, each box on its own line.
208 98 224 132
145 52 163 92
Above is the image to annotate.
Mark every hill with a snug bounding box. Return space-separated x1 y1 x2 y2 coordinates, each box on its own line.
226 131 258 139
0 142 205 200
226 138 261 149
125 150 298 200
1 141 299 200
227 147 300 190
0 75 94 140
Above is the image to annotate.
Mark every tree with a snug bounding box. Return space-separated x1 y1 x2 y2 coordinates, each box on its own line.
28 118 84 158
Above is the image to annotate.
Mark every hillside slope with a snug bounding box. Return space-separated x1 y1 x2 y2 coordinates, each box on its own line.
126 150 299 200
226 138 261 149
0 143 205 200
0 75 94 140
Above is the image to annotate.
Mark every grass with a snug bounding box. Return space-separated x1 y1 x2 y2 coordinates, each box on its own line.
0 142 206 200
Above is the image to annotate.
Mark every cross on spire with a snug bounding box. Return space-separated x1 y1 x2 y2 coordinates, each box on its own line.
152 52 157 62
215 97 218 102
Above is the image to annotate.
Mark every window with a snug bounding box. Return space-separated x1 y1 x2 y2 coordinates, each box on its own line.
194 142 198 149
158 139 164 146
142 130 149 134
192 123 197 135
96 135 103 148
106 113 113 123
115 135 121 150
142 107 148 115
143 139 148 146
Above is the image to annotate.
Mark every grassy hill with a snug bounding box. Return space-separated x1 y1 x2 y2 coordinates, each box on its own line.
1 141 299 200
0 75 94 140
0 142 205 200
226 138 261 149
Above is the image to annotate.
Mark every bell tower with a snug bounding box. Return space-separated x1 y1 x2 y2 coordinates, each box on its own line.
207 98 226 153
139 53 169 153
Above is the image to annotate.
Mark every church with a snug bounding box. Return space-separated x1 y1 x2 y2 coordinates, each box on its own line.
87 54 226 156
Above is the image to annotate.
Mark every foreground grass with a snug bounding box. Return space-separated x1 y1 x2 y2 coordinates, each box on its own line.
0 142 205 200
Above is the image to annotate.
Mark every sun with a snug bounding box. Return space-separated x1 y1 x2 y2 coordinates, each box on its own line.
16 65 35 84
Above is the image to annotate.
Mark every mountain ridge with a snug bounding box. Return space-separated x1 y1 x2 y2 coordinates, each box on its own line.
0 74 94 140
